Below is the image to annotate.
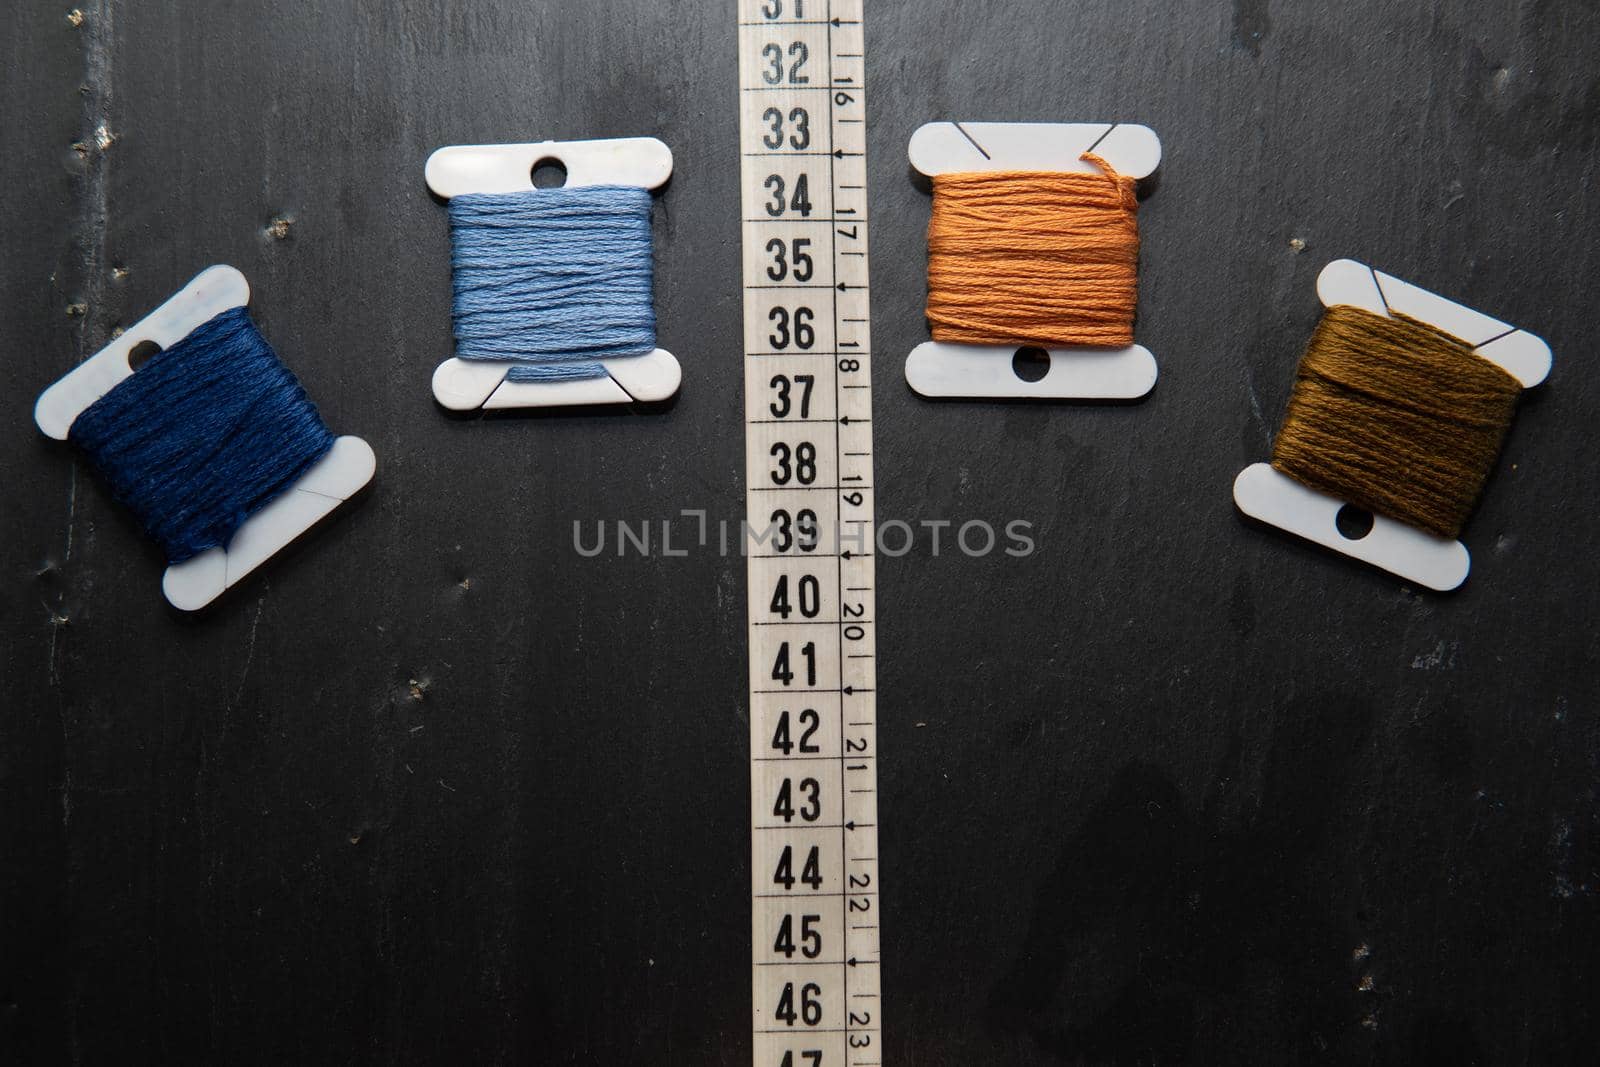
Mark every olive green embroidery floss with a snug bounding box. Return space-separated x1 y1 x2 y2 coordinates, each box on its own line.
1270 305 1524 539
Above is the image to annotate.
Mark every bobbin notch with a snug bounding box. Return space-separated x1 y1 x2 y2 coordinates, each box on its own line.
1233 259 1551 590
905 122 1162 400
425 136 682 411
33 265 377 611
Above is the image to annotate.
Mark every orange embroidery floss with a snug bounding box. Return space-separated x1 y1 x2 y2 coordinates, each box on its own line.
925 155 1140 348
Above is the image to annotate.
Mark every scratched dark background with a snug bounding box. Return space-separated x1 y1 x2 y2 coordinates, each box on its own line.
3 0 1597 1063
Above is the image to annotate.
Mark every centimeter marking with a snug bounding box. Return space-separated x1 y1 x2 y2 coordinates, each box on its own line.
738 1 882 1065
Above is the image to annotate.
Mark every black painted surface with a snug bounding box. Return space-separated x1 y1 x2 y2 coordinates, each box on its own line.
3 1 1598 1063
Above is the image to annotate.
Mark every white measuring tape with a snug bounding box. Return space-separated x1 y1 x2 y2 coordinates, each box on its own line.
739 1 882 1063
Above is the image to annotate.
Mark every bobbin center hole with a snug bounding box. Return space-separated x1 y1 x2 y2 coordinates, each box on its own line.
531 157 568 189
1012 346 1050 383
1335 504 1375 541
129 339 162 371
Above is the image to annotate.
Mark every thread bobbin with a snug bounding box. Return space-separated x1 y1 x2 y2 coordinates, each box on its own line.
425 136 681 411
34 265 376 610
1233 259 1551 590
905 121 1161 400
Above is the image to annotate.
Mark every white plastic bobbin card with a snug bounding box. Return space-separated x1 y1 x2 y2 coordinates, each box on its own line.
424 136 681 411
905 121 1162 400
33 265 377 611
1233 259 1552 591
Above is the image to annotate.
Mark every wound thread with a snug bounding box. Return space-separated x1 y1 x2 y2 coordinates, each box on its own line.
925 155 1140 348
1271 304 1523 539
68 306 336 563
447 185 657 382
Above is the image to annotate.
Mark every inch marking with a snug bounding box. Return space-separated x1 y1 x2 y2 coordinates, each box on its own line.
741 2 881 1065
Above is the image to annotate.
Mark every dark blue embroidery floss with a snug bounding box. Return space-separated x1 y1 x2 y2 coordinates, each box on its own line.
68 306 335 563
446 184 657 383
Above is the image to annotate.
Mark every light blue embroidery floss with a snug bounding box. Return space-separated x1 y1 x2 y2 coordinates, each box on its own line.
446 185 658 383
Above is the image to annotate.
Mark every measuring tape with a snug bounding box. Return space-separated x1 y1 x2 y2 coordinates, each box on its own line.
738 1 882 1063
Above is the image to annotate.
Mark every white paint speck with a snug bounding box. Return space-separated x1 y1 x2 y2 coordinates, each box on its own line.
1410 639 1458 670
